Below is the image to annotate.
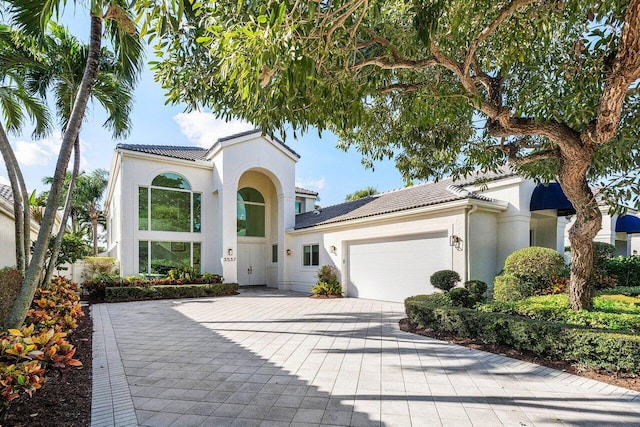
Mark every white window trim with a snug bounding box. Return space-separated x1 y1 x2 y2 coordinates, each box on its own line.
302 243 320 268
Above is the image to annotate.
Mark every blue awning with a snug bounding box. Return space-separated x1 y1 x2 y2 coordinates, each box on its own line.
615 215 640 234
530 183 576 216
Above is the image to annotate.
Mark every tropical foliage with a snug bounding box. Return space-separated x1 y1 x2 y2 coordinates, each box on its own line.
141 0 640 310
1 0 143 328
345 186 378 201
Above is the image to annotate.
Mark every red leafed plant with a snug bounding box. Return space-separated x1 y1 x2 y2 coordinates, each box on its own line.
0 276 84 408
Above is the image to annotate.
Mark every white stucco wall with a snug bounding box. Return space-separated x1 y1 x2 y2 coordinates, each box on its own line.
469 177 536 274
468 210 498 287
0 199 40 270
209 134 297 284
111 153 216 276
284 208 468 294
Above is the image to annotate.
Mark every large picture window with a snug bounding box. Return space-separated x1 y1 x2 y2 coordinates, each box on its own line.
237 187 265 237
139 173 201 232
138 240 201 275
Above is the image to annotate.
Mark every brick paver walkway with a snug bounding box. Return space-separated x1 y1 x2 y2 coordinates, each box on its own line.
91 288 640 426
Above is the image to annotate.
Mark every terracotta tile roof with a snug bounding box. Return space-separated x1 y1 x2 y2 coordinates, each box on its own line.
295 187 318 196
294 169 513 230
116 144 208 161
0 184 13 203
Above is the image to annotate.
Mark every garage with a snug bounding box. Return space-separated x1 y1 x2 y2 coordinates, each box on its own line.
347 232 452 302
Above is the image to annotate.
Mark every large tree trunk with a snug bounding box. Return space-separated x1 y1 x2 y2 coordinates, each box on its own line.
557 148 601 311
42 137 81 288
4 16 103 329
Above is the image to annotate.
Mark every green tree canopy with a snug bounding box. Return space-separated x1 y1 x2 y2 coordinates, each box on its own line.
345 186 379 201
144 0 640 310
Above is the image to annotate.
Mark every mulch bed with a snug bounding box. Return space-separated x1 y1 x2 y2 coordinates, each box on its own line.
400 318 640 393
4 306 93 427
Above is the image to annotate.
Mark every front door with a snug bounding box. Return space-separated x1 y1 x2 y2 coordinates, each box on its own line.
238 244 266 285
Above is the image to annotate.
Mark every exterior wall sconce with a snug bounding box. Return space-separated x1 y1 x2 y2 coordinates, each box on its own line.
330 245 337 254
449 235 462 251
286 249 292 256
228 248 233 256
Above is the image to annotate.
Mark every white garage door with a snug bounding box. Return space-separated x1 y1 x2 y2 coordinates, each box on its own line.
347 232 452 302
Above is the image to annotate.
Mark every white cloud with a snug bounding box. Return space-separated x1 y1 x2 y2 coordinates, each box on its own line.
174 111 254 148
0 175 9 186
296 177 326 191
13 140 54 166
10 131 91 171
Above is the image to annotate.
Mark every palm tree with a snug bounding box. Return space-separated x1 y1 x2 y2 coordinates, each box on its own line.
4 0 143 329
0 25 51 273
78 169 108 256
33 24 136 284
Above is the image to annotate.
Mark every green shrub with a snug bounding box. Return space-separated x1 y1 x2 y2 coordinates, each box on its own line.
81 256 116 281
479 294 640 333
311 265 341 296
448 287 475 308
311 281 342 296
606 256 640 287
592 242 615 276
105 283 239 302
0 268 22 326
405 298 640 374
168 266 202 280
504 247 565 294
464 280 488 302
493 274 530 302
430 270 460 292
599 286 640 297
317 265 339 284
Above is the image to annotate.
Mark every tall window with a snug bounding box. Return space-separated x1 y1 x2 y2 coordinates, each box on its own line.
139 173 201 232
303 244 319 266
138 240 201 275
237 187 265 237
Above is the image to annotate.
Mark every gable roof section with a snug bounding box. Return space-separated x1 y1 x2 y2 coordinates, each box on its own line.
210 129 301 159
295 186 318 196
116 144 208 161
0 184 13 204
294 176 497 230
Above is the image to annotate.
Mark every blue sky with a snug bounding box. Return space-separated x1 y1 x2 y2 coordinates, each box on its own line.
0 9 407 207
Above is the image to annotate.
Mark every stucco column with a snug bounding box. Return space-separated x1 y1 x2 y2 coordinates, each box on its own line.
496 213 531 271
220 185 238 283
556 216 569 253
278 193 295 289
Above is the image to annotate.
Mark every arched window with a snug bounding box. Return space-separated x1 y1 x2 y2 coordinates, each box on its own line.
237 187 265 237
139 173 201 232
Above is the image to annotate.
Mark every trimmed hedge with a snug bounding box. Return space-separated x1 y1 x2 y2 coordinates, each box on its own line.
405 295 640 374
105 283 239 302
599 286 640 297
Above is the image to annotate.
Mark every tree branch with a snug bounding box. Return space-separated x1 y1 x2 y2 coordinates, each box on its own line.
508 147 561 165
589 0 640 144
353 56 437 71
463 0 537 76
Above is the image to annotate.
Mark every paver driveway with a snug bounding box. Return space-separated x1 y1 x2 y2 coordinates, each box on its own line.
91 288 640 427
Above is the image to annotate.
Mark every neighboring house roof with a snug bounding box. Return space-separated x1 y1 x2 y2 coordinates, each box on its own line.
295 187 318 197
0 184 13 204
116 144 208 161
294 176 497 230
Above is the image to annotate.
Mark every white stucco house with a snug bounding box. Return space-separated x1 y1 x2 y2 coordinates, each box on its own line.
0 184 40 269
104 130 640 302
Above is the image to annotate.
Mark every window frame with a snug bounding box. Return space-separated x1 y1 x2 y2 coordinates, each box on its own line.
138 240 202 275
302 244 320 267
237 187 266 237
138 172 201 233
